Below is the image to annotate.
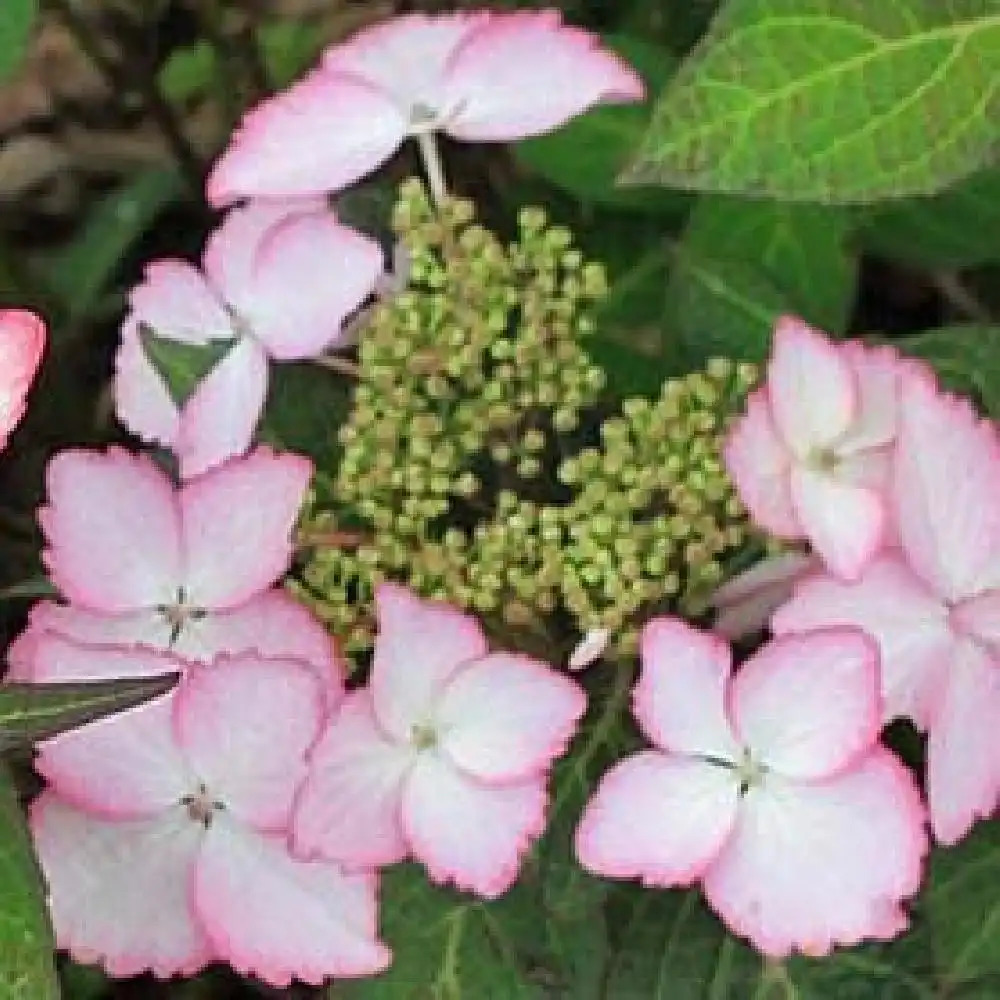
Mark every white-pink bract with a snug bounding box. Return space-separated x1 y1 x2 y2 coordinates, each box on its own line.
34 445 343 692
293 583 587 899
0 308 45 451
206 9 643 205
773 371 1000 844
115 199 383 477
725 316 922 581
30 645 390 985
575 617 926 957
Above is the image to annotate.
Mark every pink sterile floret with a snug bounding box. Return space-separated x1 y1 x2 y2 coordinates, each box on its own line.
724 316 923 581
115 199 383 477
575 617 927 958
33 445 343 693
31 648 390 985
293 583 587 899
206 9 644 205
773 371 1000 844
0 308 45 451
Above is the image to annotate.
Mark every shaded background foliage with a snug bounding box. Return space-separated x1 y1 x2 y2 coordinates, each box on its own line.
0 0 999 997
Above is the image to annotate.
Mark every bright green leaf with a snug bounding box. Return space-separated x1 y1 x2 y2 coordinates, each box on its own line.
516 36 686 214
0 762 58 999
625 1 1000 203
0 674 178 748
0 0 36 83
862 168 1000 268
335 865 541 999
898 325 1000 417
139 326 236 408
48 168 186 322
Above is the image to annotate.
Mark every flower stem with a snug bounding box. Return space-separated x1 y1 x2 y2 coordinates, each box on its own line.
314 354 362 378
415 131 448 205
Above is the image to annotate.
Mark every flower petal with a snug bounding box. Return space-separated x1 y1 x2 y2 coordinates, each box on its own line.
703 751 926 958
575 752 738 886
40 447 182 612
174 336 270 479
772 556 952 728
32 634 191 819
767 316 856 456
437 653 585 784
952 589 1000 653
193 818 391 986
180 447 312 609
206 69 406 205
635 617 740 760
176 654 323 831
31 794 211 978
240 212 384 360
293 689 412 868
731 629 880 780
0 308 45 449
926 639 1000 844
402 754 546 898
894 372 1000 601
723 389 799 537
838 343 908 453
789 466 884 580
444 10 643 140
710 551 818 640
114 320 181 452
128 260 231 344
371 583 488 741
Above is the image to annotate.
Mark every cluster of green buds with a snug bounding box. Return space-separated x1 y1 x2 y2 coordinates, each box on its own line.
292 179 756 665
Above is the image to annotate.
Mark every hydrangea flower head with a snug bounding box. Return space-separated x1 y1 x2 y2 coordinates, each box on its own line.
725 316 920 580
294 583 587 898
575 618 926 957
32 646 388 984
35 446 341 690
115 200 383 477
0 308 46 450
207 9 644 205
774 371 1000 843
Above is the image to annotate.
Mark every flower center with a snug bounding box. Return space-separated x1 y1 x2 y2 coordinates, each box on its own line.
410 722 438 751
158 588 207 644
807 446 840 473
180 783 224 828
734 748 767 795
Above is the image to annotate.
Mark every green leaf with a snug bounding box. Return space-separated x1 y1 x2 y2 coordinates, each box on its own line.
258 21 325 90
0 0 36 83
516 36 685 214
139 326 236 408
0 579 57 604
862 168 1000 268
48 168 186 322
926 821 1000 992
0 674 178 747
0 762 57 999
334 865 541 999
158 40 216 104
898 325 1000 417
625 1 1000 203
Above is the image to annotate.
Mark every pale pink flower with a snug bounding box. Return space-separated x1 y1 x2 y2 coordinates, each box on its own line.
575 618 926 957
31 646 390 985
115 200 383 477
725 317 922 580
206 10 644 206
709 551 819 640
773 372 1000 843
35 446 343 690
0 308 45 450
293 583 586 898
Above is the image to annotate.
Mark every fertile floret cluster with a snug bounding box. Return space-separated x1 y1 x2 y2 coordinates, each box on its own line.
295 180 755 660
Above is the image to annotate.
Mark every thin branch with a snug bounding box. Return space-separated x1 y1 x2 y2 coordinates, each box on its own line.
314 353 362 378
932 270 993 324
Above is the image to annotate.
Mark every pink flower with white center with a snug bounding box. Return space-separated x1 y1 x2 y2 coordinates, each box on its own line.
773 372 1000 844
206 9 643 206
35 446 343 688
0 308 45 450
31 648 390 984
725 316 922 580
575 618 926 958
115 199 383 477
293 584 587 899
